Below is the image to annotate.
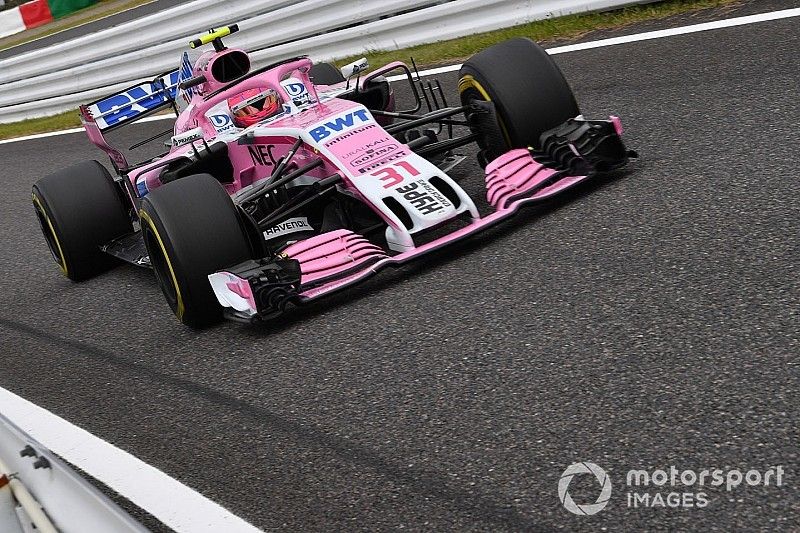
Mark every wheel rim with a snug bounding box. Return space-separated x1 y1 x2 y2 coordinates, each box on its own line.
32 194 68 275
142 223 180 312
458 74 512 146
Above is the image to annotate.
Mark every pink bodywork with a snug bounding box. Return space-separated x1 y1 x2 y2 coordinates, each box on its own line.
124 57 346 196
284 149 590 304
210 145 595 317
80 49 617 318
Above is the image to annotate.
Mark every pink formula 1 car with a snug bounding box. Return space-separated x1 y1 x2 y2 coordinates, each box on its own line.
32 26 635 327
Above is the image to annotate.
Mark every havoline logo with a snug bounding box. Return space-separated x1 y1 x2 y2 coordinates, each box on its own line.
263 217 312 240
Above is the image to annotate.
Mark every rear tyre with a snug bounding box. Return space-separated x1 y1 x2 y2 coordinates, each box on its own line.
139 174 251 328
32 160 132 281
459 37 580 162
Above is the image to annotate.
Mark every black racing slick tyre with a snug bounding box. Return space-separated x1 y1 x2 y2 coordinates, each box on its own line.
139 174 251 328
459 37 580 162
32 160 132 281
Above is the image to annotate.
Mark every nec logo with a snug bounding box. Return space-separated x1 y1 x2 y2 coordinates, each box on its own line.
309 109 370 142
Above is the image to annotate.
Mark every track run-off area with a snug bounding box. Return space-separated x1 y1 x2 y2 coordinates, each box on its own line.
1 2 798 530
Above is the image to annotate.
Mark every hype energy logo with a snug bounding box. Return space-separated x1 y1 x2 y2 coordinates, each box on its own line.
558 462 786 515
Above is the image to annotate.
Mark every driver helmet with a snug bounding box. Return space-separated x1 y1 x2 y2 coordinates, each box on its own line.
227 87 283 128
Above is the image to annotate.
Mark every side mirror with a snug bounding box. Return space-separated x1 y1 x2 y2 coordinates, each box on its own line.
340 58 369 80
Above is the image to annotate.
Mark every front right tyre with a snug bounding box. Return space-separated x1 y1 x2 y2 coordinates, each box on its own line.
459 37 581 163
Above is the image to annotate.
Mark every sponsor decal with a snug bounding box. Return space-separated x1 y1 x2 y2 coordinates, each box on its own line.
323 124 377 147
205 101 237 134
210 114 234 132
90 70 179 129
352 144 400 167
355 150 404 174
247 145 278 167
340 58 369 79
340 137 392 160
176 52 196 112
396 181 448 215
309 109 371 142
92 51 196 128
371 161 451 215
263 217 312 240
281 77 312 106
136 178 149 197
171 127 203 147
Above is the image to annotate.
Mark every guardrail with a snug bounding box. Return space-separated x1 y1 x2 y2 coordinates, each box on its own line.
0 0 650 123
0 413 147 533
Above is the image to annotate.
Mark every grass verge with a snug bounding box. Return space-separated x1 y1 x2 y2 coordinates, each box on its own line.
0 110 82 141
0 0 742 141
335 0 741 67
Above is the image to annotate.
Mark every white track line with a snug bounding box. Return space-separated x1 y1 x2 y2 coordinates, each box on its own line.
1 6 798 145
0 386 263 533
0 114 172 146
385 6 800 80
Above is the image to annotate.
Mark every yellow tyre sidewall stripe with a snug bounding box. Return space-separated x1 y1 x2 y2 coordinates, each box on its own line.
32 193 69 277
458 73 513 147
139 209 185 320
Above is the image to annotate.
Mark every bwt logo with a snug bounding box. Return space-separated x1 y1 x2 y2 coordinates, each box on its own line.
282 78 312 106
309 109 370 142
93 70 179 128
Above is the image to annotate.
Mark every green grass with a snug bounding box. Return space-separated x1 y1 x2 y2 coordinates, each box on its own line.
336 0 740 67
0 0 741 141
0 110 82 140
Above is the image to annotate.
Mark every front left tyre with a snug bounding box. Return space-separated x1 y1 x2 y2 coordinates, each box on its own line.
139 174 252 328
32 160 132 281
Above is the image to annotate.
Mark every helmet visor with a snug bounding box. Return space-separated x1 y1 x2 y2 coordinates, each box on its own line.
230 89 281 119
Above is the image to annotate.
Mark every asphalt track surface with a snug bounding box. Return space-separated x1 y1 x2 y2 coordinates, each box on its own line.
1 4 798 531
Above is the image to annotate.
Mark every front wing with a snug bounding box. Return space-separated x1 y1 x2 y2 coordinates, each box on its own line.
209 116 635 322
